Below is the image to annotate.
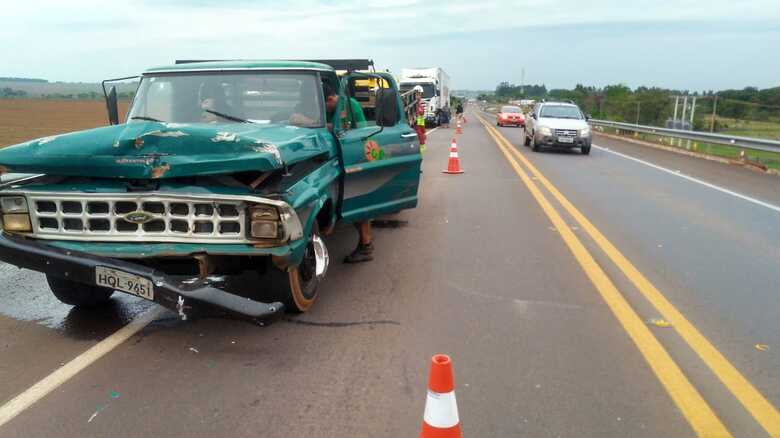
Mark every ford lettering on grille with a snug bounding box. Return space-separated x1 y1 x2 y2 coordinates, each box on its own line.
21 193 252 244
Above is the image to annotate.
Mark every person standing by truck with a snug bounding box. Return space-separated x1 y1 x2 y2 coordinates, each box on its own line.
439 105 451 128
318 83 375 264
413 85 427 153
455 102 464 122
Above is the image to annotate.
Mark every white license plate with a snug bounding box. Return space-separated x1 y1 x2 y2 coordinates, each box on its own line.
95 266 154 300
558 136 574 143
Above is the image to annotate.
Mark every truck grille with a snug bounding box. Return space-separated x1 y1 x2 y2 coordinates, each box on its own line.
555 129 578 137
25 193 250 243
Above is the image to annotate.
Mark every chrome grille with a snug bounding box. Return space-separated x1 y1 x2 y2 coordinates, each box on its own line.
555 129 578 137
25 193 250 243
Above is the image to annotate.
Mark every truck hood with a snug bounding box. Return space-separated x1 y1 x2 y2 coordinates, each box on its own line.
0 122 327 179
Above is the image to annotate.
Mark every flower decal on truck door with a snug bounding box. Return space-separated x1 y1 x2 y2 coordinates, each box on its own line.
364 140 385 162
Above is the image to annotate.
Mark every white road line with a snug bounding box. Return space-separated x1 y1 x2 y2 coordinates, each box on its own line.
593 144 780 214
0 307 164 428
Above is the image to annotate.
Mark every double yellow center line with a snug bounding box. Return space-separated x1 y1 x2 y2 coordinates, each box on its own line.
476 114 780 437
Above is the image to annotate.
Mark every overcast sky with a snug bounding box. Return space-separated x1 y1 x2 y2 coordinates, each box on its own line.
3 0 779 91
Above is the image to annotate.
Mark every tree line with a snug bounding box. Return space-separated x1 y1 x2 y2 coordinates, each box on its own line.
0 89 135 100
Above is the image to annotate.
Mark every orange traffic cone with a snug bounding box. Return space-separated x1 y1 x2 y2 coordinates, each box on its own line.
455 121 463 134
442 139 464 174
420 354 462 438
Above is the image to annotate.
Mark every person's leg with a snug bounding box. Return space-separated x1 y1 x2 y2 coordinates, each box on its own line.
415 125 426 154
344 220 374 263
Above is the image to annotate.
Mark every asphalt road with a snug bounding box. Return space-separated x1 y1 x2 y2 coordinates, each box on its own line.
0 108 778 437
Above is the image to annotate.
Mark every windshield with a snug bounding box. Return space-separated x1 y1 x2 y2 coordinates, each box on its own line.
540 105 583 119
501 106 521 113
400 83 436 99
127 72 324 127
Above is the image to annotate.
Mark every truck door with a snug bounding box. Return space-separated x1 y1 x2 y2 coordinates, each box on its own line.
336 73 422 223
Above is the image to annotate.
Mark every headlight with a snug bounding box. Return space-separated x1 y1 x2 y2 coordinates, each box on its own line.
0 196 31 232
0 196 28 213
249 205 281 239
580 127 591 137
538 126 552 136
3 214 32 232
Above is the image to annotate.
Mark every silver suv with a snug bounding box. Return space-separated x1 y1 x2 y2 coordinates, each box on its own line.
524 102 591 155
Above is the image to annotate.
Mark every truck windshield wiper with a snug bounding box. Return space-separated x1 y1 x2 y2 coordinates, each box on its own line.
205 109 254 124
131 116 166 123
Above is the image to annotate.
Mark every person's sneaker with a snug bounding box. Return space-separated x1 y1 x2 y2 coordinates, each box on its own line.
344 242 374 263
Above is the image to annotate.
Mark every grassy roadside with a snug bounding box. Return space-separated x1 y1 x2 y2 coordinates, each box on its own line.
597 127 780 170
704 116 780 141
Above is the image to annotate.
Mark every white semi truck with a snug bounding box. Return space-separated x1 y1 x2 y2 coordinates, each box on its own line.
399 67 450 127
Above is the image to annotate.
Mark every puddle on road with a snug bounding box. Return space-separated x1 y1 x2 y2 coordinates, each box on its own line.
0 263 154 340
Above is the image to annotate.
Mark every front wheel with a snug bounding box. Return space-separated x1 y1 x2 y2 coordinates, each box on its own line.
47 275 114 307
267 224 329 313
581 146 591 155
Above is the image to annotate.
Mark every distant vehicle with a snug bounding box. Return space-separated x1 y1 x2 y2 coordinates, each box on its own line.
496 105 525 127
524 102 591 155
399 68 450 127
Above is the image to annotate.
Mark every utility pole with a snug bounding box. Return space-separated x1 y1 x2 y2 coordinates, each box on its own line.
687 96 696 149
520 68 525 96
710 95 718 132
672 96 680 146
635 101 641 125
679 95 688 147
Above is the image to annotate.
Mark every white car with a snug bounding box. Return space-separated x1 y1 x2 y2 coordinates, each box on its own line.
524 102 592 155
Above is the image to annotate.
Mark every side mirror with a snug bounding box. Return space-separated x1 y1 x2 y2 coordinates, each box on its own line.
586 114 592 120
376 88 399 127
105 86 119 125
531 113 537 119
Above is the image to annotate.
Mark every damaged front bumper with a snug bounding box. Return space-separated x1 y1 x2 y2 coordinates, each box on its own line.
0 233 285 324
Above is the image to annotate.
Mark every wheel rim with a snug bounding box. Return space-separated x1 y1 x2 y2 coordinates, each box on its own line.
297 232 328 299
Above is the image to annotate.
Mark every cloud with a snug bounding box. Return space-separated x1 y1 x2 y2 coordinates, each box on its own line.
1 0 779 90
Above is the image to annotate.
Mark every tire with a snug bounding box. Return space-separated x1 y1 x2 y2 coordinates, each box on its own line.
47 275 114 307
496 122 501 127
266 223 328 313
582 146 591 155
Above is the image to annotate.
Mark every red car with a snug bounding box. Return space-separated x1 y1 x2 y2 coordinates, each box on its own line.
496 105 525 127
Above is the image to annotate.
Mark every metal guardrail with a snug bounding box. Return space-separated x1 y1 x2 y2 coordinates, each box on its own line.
589 119 780 154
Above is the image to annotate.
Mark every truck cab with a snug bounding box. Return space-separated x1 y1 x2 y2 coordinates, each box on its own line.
0 60 422 323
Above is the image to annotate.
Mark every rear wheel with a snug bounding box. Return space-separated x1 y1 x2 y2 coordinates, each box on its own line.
47 275 114 307
267 223 329 313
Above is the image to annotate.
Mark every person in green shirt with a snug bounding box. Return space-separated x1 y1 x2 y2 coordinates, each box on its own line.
323 83 366 130
322 83 373 263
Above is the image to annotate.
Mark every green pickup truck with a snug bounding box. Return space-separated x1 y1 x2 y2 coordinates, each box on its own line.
0 60 422 323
